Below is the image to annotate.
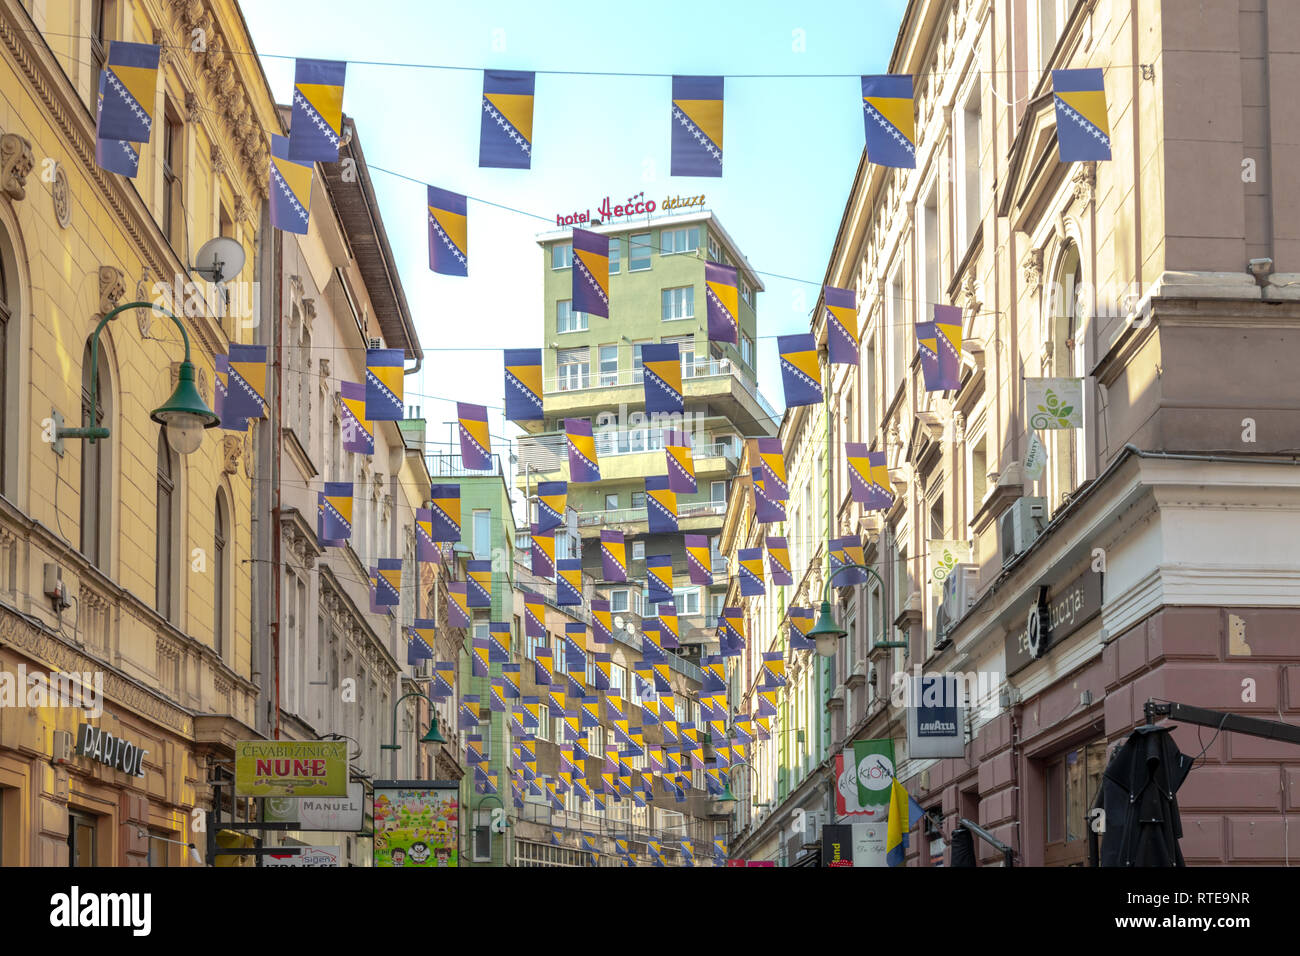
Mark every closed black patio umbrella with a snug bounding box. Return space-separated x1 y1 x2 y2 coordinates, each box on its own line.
1088 725 1194 867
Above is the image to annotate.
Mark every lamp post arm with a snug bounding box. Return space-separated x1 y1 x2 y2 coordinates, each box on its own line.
819 562 904 649
382 690 435 752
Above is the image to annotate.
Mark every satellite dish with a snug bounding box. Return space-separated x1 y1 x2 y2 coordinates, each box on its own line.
192 236 246 284
614 615 625 630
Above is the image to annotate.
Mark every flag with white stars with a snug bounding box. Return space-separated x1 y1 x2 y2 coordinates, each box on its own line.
861 74 917 169
427 186 469 276
846 444 893 511
268 134 313 235
572 228 610 318
503 348 544 421
457 401 492 470
94 71 140 177
933 303 963 390
777 333 822 408
824 285 860 365
479 70 535 169
288 58 346 162
98 41 159 143
705 261 739 344
1052 68 1111 162
645 474 678 534
670 75 723 177
364 347 404 420
641 342 683 415
226 344 268 422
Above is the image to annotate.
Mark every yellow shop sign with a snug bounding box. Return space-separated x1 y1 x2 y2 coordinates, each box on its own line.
234 740 348 797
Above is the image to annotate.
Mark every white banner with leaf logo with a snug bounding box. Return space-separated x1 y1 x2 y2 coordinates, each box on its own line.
1026 377 1083 429
928 539 973 598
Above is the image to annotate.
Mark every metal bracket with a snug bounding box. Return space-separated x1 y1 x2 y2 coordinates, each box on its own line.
49 409 64 457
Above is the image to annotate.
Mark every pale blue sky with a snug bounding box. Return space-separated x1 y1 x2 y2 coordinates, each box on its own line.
243 0 907 455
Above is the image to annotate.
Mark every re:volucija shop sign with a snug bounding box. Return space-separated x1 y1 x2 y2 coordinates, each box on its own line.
554 192 706 226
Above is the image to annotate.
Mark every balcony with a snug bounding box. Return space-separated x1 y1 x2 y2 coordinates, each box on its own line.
542 357 779 436
574 499 726 532
516 431 740 485
426 451 508 479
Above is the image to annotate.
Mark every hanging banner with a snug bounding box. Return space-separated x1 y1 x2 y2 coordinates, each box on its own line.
934 304 963 390
524 591 547 639
415 509 438 564
765 536 793 586
365 348 405 421
234 741 348 798
684 534 713 586
340 382 373 454
756 438 788 501
317 493 345 548
427 185 469 277
822 824 855 867
99 41 160 142
93 71 140 177
906 673 968 759
565 418 601 482
1052 68 1111 162
226 344 268 422
591 600 613 644
447 583 471 627
503 347 543 421
788 607 815 651
916 320 942 392
646 555 673 605
845 443 894 511
830 536 868 587
457 402 492 470
860 74 916 169
268 134 313 235
645 475 679 533
407 621 435 664
320 482 353 541
737 548 765 596
928 539 973 599
466 560 493 607
1025 377 1084 429
705 261 739 344
847 738 895 822
556 558 583 606
289 58 347 162
572 227 611 318
778 333 822 407
373 782 459 867
752 467 786 524
479 69 535 169
1023 430 1048 480
824 286 859 365
488 621 511 663
642 343 684 415
600 530 628 582
428 484 461 542
670 75 723 177
533 480 567 533
375 558 402 607
664 430 697 494
530 523 556 578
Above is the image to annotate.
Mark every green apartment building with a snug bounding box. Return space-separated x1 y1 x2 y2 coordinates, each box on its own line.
517 211 779 649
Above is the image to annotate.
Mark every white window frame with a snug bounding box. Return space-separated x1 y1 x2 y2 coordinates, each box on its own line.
661 286 695 322
551 243 573 270
629 233 652 272
659 226 699 256
556 299 588 334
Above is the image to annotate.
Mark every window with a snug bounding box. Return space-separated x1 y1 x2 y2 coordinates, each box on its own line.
929 494 944 540
610 665 626 698
710 481 727 504
598 345 618 385
673 588 700 616
740 278 754 308
631 491 646 510
960 84 982 250
660 227 699 255
80 342 110 567
887 270 906 398
473 812 494 862
551 243 573 269
629 233 652 271
608 237 621 274
162 101 185 252
0 229 10 490
662 334 694 374
740 333 754 368
556 347 590 390
611 589 629 613
538 703 550 741
865 337 878 438
1045 243 1084 513
68 812 98 867
552 633 567 673
148 832 172 866
526 630 546 661
473 509 491 560
707 235 722 262
214 492 228 658
556 300 587 334
89 0 115 99
632 541 645 561
604 493 619 511
922 184 939 319
970 434 988 513
1044 739 1107 866
630 340 651 383
661 286 695 321
156 430 177 621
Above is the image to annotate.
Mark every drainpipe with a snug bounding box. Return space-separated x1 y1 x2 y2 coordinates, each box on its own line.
271 228 284 740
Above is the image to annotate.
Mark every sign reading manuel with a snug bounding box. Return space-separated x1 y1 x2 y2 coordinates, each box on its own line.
234 740 349 798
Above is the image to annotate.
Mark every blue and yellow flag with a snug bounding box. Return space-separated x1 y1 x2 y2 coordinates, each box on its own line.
556 558 583 607
479 69 534 168
756 437 788 501
415 509 438 564
504 348 543 421
656 603 680 649
765 536 793 586
320 482 352 540
845 444 894 511
94 71 140 177
788 607 815 651
565 418 601 482
572 227 610 318
778 333 822 407
831 536 869 587
684 534 712 586
289 58 346 162
563 623 587 674
671 75 723 177
533 647 553 686
752 467 787 525
524 591 546 639
447 583 471 628
705 261 739 344
457 402 492 470
664 429 697 494
471 638 489 678
99 41 159 142
886 777 927 866
535 481 567 532
600 529 627 583
934 304 964 390
591 600 613 644
591 655 611 693
861 74 916 169
642 343 683 415
1052 68 1110 162
738 548 765 597
428 484 461 542
427 185 468 276
645 475 678 534
226 344 268 422
646 554 673 605
432 661 456 699
824 285 859 365
375 558 401 607
761 651 787 688
406 622 434 665
269 134 313 235
340 381 373 454
530 523 556 579
501 662 522 698
365 348 404 421
467 560 492 608
488 621 511 663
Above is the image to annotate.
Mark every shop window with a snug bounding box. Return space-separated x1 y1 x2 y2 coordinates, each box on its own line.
68 811 98 867
148 831 172 866
80 341 111 568
1044 738 1107 866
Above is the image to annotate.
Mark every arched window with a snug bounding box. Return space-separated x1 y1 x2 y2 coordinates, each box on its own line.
214 491 229 658
1047 243 1084 511
0 226 11 491
80 341 111 567
156 428 177 621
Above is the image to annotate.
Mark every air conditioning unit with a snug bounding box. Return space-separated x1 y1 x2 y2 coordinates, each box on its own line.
999 496 1047 567
51 730 73 765
940 564 979 624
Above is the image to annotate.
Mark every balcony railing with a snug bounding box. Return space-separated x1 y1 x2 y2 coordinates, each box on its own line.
575 500 726 528
545 357 778 422
517 430 741 475
426 452 507 478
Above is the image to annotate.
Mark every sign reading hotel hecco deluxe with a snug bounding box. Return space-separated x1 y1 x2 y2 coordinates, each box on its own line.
554 192 706 226
1004 567 1103 677
234 740 349 798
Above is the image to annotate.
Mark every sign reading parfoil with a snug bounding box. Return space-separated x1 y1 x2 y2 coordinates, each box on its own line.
234 740 348 797
1025 377 1083 429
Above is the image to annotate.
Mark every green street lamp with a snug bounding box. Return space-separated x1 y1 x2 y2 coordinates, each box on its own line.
57 301 219 454
381 690 445 753
807 562 907 657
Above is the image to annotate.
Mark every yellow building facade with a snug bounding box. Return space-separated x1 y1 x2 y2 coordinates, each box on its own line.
0 0 278 865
